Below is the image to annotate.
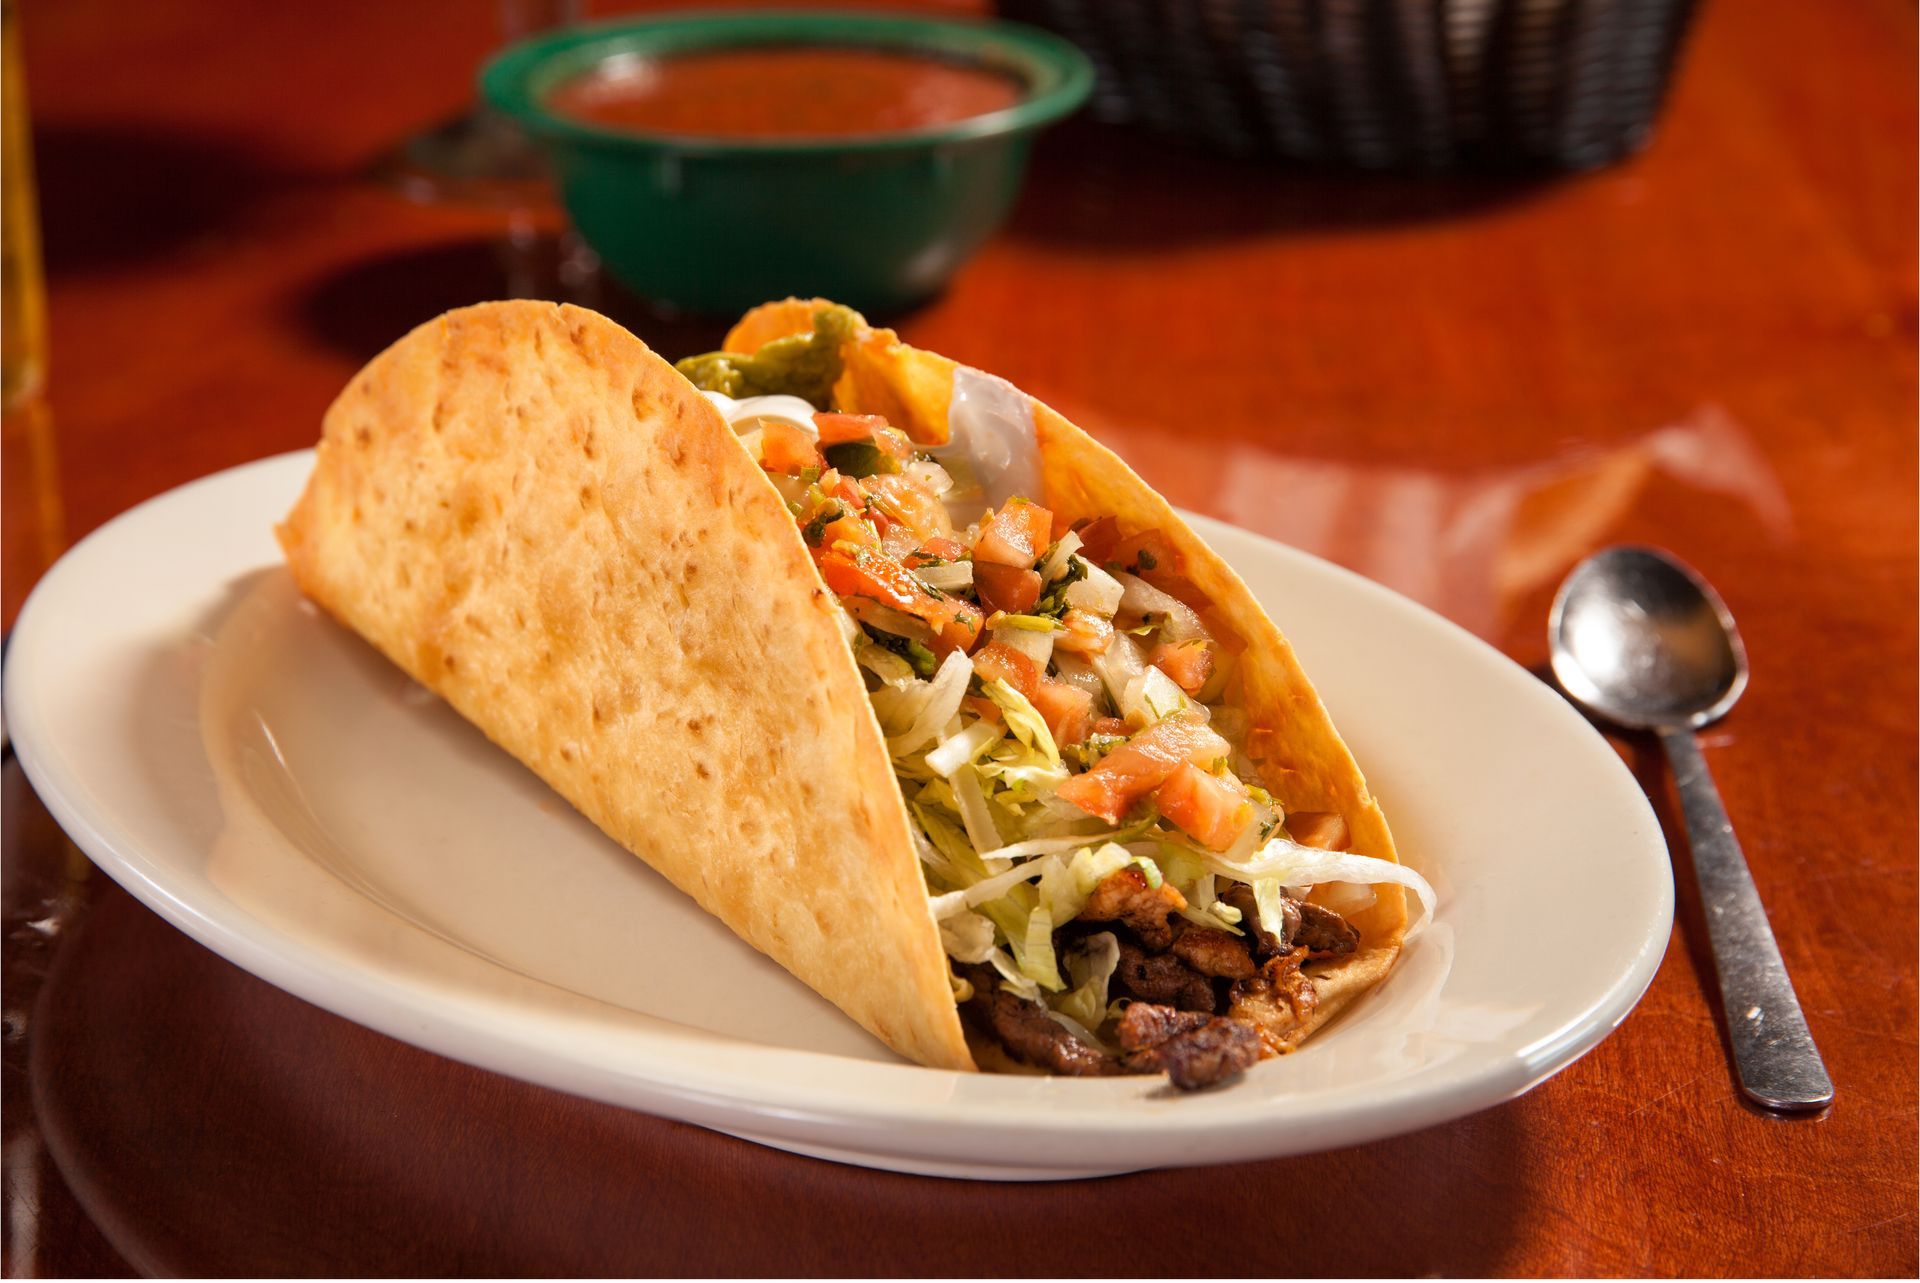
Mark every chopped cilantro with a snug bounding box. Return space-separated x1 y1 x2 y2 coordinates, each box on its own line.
1035 556 1088 619
864 625 938 678
801 503 844 546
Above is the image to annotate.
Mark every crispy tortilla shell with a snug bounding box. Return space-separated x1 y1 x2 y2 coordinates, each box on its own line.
277 301 973 1071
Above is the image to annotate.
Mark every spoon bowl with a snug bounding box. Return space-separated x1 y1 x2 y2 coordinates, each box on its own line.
1549 545 1748 731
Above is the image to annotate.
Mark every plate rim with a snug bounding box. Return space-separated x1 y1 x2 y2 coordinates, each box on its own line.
4 450 1674 1176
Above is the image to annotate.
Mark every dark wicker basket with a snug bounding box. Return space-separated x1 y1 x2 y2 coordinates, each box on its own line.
994 0 1702 171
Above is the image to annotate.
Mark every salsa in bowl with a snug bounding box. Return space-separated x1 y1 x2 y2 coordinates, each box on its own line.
481 11 1092 314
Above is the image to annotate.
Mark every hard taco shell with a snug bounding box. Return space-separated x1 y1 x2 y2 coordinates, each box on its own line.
277 298 1406 1077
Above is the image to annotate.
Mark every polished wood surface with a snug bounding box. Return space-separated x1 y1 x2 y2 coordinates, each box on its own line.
5 0 1915 1275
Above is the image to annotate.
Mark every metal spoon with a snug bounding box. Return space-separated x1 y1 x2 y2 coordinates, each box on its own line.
1550 546 1834 1112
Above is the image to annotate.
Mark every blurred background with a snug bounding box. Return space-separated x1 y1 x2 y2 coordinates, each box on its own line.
6 0 1909 642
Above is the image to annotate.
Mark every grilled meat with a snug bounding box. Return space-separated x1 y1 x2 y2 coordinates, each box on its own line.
1114 1002 1212 1052
1169 923 1259 979
1112 939 1215 1011
1080 867 1188 950
961 968 1116 1077
1123 1018 1262 1089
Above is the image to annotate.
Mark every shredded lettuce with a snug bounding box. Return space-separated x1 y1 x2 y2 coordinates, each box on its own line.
1252 876 1291 941
974 754 1069 802
1057 931 1120 1029
939 909 998 963
856 642 919 689
1020 903 1063 990
987 947 1041 1002
950 765 1003 856
983 678 1060 769
926 719 1004 777
1203 837 1436 937
913 803 992 886
887 649 972 756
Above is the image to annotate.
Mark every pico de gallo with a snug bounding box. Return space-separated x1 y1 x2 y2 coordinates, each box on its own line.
679 324 1432 1089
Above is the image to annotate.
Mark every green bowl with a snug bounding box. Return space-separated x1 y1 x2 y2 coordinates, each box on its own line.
480 10 1092 316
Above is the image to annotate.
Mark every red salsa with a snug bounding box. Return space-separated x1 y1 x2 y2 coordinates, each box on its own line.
545 46 1024 140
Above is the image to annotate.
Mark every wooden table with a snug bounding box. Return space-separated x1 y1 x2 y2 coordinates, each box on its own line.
5 0 1915 1275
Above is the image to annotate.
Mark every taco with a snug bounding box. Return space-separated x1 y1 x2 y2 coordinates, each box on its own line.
277 299 1432 1090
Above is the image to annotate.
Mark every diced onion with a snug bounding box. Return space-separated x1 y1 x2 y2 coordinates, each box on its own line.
1049 652 1107 702
845 598 938 649
1037 531 1084 583
916 562 974 592
1114 571 1210 643
1090 631 1148 707
904 459 955 495
991 622 1054 671
1121 665 1188 726
1065 558 1125 615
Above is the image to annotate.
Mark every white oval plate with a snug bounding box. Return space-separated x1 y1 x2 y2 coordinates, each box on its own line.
6 452 1671 1180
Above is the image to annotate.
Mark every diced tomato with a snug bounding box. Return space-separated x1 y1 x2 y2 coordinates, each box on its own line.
830 474 867 512
1151 639 1214 695
1287 812 1350 851
814 412 891 446
1108 527 1208 601
758 421 820 475
818 549 923 613
1109 528 1182 578
820 513 880 552
863 473 952 545
906 535 968 567
820 549 983 657
1054 609 1114 656
973 498 1055 568
961 694 1004 726
1072 516 1121 563
871 426 914 463
1055 716 1231 823
975 563 1043 616
1092 716 1131 737
1156 762 1253 851
971 642 1039 700
1030 678 1094 746
938 602 985 656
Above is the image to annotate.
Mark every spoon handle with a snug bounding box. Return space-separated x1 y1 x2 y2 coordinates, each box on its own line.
1658 727 1834 1111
